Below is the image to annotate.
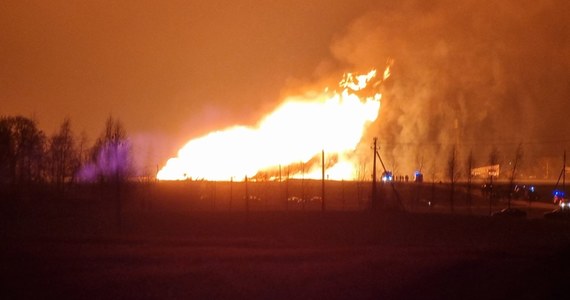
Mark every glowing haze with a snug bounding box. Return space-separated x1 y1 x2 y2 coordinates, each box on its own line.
157 68 389 181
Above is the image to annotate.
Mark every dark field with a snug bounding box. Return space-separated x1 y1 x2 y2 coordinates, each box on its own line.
2 181 570 299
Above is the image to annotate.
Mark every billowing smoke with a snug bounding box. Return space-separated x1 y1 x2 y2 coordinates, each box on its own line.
330 0 570 178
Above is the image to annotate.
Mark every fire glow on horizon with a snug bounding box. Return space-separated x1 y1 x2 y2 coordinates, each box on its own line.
157 68 389 181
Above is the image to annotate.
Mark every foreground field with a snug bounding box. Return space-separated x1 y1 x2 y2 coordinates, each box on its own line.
3 207 570 299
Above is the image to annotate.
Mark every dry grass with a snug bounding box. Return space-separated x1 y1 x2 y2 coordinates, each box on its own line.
2 181 569 299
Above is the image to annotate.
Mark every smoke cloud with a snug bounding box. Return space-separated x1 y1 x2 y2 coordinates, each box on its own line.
329 0 570 178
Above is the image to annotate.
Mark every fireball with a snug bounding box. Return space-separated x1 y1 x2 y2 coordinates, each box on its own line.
157 68 389 181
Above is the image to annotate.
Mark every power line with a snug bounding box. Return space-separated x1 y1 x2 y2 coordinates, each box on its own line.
378 138 570 147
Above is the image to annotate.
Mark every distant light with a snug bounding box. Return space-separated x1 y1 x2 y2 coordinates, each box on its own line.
553 190 565 197
414 171 423 183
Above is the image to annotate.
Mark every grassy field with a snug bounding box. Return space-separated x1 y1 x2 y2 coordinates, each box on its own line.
2 181 570 299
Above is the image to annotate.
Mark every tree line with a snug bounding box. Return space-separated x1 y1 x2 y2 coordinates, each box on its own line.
0 115 132 196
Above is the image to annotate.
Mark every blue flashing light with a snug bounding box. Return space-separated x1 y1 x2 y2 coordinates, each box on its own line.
553 189 565 198
381 171 393 182
529 186 535 193
414 171 424 183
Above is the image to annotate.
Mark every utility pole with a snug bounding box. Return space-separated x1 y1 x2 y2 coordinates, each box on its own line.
211 180 216 210
285 166 289 211
489 172 493 216
371 138 378 210
245 175 249 213
552 150 567 209
321 149 326 212
342 179 345 211
229 177 233 212
373 138 405 211
562 150 566 196
301 161 305 209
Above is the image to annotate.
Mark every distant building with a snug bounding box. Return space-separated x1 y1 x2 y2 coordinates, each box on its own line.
471 164 500 178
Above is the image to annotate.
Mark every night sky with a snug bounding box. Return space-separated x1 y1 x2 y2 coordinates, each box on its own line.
1 0 569 173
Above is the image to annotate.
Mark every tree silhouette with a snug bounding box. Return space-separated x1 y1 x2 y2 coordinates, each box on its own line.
79 116 132 184
0 116 46 186
89 116 132 230
488 146 500 215
507 143 524 209
447 144 459 212
465 149 475 212
488 147 500 170
47 118 78 193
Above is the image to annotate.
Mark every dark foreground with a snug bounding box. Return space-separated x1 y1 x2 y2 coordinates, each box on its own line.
2 209 570 299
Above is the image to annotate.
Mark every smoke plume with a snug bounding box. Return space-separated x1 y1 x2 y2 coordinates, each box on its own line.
330 0 570 178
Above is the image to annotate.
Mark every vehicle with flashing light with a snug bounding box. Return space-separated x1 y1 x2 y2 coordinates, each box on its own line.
414 171 423 183
544 189 570 219
544 156 569 218
552 190 567 207
381 171 393 182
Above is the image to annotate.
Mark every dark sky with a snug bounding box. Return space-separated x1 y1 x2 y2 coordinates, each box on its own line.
1 0 379 166
1 0 569 174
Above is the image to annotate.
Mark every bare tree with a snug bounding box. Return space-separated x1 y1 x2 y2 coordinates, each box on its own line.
0 118 12 184
508 143 524 209
75 131 90 183
89 116 132 230
428 159 438 209
47 118 78 194
90 116 132 184
447 144 460 212
413 151 425 209
0 116 46 186
488 146 500 170
488 146 500 215
465 149 475 212
415 151 424 173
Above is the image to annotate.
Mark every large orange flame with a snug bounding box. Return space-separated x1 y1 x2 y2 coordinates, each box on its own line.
157 68 388 181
